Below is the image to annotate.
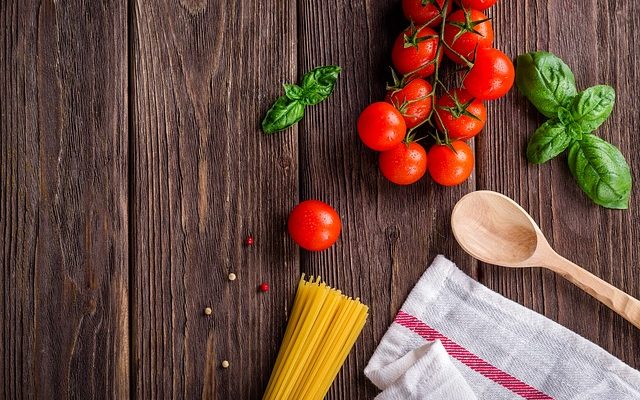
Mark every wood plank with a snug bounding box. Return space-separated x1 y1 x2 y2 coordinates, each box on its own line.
130 0 298 398
478 0 640 368
0 0 129 398
297 1 477 398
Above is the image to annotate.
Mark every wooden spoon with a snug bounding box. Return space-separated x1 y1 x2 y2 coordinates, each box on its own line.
451 190 640 330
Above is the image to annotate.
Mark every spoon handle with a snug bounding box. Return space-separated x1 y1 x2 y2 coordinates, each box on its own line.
548 255 640 330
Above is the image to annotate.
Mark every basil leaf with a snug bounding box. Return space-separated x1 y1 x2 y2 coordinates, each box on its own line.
567 85 615 133
556 108 583 140
262 65 340 134
261 96 305 134
299 65 341 106
516 52 577 118
567 134 632 209
283 84 304 100
557 107 573 126
526 119 572 164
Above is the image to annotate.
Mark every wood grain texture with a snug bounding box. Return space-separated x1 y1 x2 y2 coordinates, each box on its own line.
478 0 640 368
0 0 128 398
3 0 640 398
130 0 299 398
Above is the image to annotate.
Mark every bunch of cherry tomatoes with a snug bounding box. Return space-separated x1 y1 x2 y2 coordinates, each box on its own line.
357 0 514 186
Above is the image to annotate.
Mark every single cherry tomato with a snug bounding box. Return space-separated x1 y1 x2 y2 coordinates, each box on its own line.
463 47 514 100
357 102 407 151
288 200 341 251
435 88 486 140
392 25 442 78
385 78 433 129
402 0 452 27
427 141 474 186
379 142 428 185
458 0 498 11
443 9 493 65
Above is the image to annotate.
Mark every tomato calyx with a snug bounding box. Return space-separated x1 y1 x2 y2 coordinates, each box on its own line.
403 126 428 146
391 94 431 118
442 39 478 70
438 91 482 121
403 23 438 49
386 68 407 92
445 141 459 154
447 8 491 44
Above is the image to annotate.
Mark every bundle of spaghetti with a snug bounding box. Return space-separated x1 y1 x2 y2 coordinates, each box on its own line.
263 275 369 400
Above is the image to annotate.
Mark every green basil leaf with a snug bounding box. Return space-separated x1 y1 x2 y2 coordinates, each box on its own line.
526 119 572 164
567 134 632 209
567 85 615 133
261 96 305 134
299 65 341 106
516 52 577 118
283 84 304 100
555 108 583 140
557 107 573 126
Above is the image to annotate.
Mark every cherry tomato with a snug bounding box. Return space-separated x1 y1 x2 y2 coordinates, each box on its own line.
288 200 341 251
427 141 474 186
458 0 498 11
392 25 442 78
357 102 407 151
379 142 428 185
435 88 486 140
385 78 433 129
443 9 493 65
402 0 452 27
463 47 514 100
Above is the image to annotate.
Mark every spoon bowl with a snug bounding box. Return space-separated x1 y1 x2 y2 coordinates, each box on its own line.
451 191 541 266
450 190 640 330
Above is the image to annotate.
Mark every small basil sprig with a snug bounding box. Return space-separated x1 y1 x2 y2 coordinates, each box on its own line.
516 51 632 209
262 66 341 134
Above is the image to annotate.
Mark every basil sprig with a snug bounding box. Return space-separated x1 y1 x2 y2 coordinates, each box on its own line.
262 66 341 134
516 51 632 209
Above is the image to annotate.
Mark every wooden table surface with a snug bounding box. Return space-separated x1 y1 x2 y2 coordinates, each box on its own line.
2 0 640 398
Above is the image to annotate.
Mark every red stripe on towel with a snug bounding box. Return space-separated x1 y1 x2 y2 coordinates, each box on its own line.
394 311 554 400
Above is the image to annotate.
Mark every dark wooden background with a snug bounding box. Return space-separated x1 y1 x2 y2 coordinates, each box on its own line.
2 0 639 398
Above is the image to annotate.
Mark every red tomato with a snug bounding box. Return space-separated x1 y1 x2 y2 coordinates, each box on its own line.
385 78 433 129
463 47 514 100
357 102 407 151
402 0 452 27
458 0 498 11
379 142 428 185
427 141 474 186
288 200 341 251
435 88 486 140
443 9 493 65
392 25 442 78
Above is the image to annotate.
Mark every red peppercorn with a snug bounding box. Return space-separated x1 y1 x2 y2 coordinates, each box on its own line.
259 282 269 292
245 235 254 246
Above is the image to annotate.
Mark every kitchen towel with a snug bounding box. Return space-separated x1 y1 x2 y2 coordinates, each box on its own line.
364 255 640 400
